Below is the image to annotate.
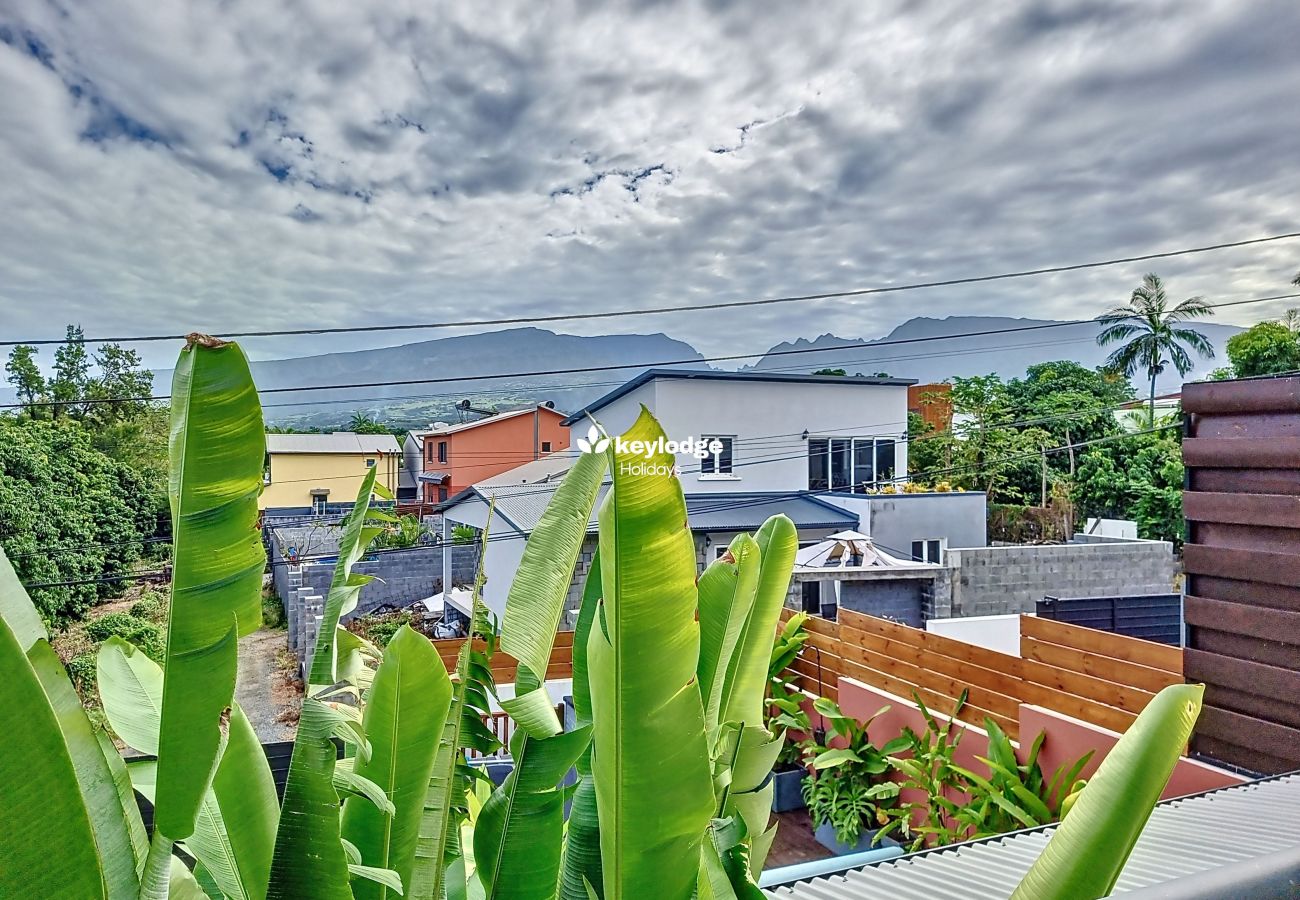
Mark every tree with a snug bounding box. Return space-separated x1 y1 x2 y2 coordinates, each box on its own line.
87 343 153 425
812 368 846 376
5 345 46 417
1097 273 1215 425
50 325 92 420
1224 321 1300 378
347 411 392 434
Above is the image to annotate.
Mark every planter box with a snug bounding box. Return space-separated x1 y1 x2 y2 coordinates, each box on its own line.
814 821 899 856
771 768 807 813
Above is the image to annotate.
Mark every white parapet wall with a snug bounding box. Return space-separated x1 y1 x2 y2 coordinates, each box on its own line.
925 613 1023 656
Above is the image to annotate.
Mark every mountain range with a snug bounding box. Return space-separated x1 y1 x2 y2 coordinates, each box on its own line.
3 317 1246 428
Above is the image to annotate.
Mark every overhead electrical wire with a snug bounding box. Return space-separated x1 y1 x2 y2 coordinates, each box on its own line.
3 230 1298 347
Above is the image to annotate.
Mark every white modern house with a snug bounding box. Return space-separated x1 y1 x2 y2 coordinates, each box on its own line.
558 369 914 493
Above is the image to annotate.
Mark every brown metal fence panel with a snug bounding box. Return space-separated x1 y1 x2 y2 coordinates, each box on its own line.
1182 377 1300 774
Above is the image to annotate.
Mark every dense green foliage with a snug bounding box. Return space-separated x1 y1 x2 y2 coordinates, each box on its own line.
0 419 162 623
1222 320 1300 378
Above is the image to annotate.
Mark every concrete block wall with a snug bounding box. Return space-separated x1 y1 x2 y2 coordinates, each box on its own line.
947 538 1176 617
839 579 925 627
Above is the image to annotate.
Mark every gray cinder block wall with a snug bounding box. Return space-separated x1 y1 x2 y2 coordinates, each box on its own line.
946 536 1176 618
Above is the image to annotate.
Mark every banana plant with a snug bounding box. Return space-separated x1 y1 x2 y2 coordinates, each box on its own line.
147 335 268 895
1009 683 1205 900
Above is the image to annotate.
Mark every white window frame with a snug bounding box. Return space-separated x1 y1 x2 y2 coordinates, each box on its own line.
910 538 945 564
807 435 900 492
699 435 739 481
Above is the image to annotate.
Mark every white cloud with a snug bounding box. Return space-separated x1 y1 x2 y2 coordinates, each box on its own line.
0 0 1297 371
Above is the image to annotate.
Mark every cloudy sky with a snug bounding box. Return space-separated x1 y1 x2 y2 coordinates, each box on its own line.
1 0 1298 371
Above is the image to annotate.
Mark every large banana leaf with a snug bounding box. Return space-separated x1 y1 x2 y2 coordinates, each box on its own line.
306 466 389 692
473 725 593 899
98 637 278 900
721 515 797 729
501 448 607 686
589 408 715 900
1009 683 1205 900
1 549 145 896
0 612 108 898
411 524 500 900
559 559 603 900
269 469 389 900
154 335 266 847
341 624 453 900
696 534 761 744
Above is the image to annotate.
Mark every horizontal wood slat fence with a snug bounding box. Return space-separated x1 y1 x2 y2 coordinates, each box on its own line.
432 630 574 684
779 609 1183 740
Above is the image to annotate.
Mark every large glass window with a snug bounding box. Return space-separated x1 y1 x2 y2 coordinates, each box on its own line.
808 436 903 491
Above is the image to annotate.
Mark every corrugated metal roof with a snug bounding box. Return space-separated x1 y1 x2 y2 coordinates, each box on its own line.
266 432 401 455
765 774 1300 899
472 483 857 536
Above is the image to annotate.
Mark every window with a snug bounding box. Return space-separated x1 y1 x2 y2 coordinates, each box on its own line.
437 441 448 464
801 581 821 614
426 443 433 462
701 436 735 476
541 441 552 453
312 495 327 516
808 436 902 492
365 458 376 468
910 539 943 564
437 487 448 502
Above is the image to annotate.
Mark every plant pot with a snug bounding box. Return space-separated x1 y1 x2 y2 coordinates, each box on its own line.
771 767 807 813
814 821 899 856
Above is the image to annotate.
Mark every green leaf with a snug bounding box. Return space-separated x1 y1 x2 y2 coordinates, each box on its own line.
350 864 406 895
588 408 715 900
155 336 266 845
168 856 213 900
8 547 145 889
473 726 593 899
342 625 453 900
1010 684 1205 900
560 560 604 900
98 636 164 754
696 534 760 742
308 467 384 690
811 748 864 769
720 515 797 730
501 449 608 683
0 612 108 898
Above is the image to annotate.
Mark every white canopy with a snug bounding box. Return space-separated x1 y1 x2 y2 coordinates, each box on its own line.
793 530 938 572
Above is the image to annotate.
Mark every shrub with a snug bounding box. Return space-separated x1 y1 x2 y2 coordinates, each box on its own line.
66 651 98 691
128 589 168 623
262 588 286 629
84 611 165 661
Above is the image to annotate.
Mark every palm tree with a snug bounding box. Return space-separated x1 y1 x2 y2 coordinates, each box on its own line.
1097 273 1215 425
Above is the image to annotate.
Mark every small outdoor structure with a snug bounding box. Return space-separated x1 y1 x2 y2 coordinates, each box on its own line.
790 531 945 627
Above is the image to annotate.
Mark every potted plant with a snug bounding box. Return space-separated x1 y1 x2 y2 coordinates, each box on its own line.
766 613 815 812
801 698 910 854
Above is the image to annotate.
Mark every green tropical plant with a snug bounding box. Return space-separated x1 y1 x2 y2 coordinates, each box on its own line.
1097 273 1215 425
1010 684 1205 900
877 690 972 851
800 699 907 846
953 720 1092 839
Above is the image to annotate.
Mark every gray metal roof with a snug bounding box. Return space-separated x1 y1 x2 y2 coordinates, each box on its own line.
266 432 401 455
471 483 857 537
765 773 1300 899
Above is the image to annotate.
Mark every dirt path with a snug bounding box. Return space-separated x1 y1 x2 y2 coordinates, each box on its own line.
235 628 301 742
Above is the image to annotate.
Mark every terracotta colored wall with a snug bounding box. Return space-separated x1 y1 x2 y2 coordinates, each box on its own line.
907 383 953 433
1019 704 1247 800
423 409 570 501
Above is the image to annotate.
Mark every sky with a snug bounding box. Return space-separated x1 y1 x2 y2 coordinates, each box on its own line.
1 0 1298 372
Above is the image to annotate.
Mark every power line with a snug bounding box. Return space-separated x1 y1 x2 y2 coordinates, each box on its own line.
7 290 1299 412
4 231 1299 348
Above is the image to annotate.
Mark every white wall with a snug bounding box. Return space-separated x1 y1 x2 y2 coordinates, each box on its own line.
587 377 910 494
925 614 1022 656
441 495 525 619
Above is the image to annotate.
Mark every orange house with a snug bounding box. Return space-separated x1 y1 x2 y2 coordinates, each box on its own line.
907 383 953 432
404 405 570 504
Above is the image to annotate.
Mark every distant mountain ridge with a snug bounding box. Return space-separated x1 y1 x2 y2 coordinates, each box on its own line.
2 317 1244 426
747 315 1244 391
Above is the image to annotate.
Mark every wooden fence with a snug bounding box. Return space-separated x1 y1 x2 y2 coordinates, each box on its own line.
781 609 1183 740
431 630 575 685
1183 376 1300 774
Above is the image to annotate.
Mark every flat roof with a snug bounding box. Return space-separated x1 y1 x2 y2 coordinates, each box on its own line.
560 369 917 425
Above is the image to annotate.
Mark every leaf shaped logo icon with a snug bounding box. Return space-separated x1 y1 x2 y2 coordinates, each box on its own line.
578 424 609 454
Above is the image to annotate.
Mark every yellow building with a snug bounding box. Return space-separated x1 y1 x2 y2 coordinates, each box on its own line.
261 432 402 513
